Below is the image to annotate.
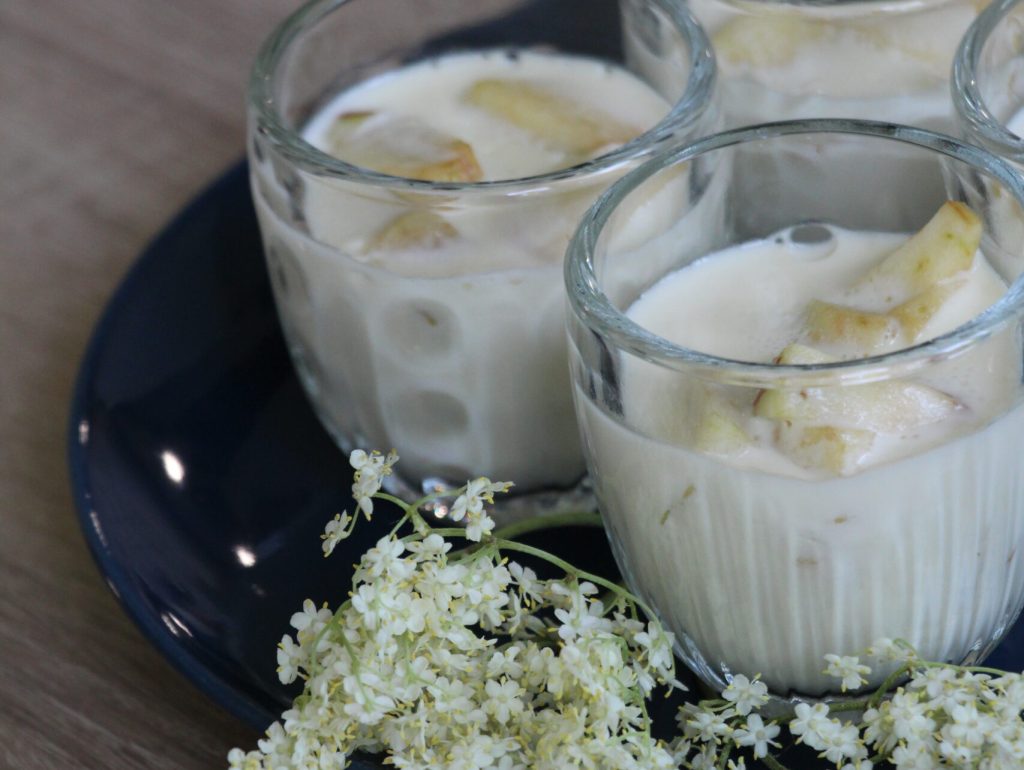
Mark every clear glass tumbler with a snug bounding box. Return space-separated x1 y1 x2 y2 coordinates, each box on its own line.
566 119 1024 699
247 0 716 502
690 0 980 130
954 0 1024 162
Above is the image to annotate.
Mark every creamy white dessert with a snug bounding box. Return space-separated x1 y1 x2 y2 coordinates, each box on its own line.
691 0 980 130
251 51 672 490
577 204 1024 694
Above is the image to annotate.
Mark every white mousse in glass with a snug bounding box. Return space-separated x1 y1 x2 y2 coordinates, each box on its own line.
579 203 1024 695
254 51 671 491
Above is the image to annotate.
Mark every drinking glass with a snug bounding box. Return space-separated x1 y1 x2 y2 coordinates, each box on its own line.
247 0 716 505
689 0 980 130
566 119 1024 698
954 0 1024 294
954 0 1024 163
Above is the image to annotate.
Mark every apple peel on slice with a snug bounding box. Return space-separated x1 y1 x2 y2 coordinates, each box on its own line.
754 344 961 433
890 278 966 343
324 111 483 183
862 201 981 296
775 424 875 476
803 300 901 351
713 16 827 68
464 79 640 158
365 210 458 253
693 391 749 455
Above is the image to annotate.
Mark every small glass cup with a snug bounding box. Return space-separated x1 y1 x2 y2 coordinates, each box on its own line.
954 0 1024 162
566 119 1024 699
690 0 980 130
247 0 716 504
953 0 1024 293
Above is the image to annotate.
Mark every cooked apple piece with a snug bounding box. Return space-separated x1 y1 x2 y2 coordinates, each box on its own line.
776 424 875 475
755 344 960 432
464 79 640 157
365 210 458 252
324 110 375 145
713 16 826 68
803 300 900 351
774 343 834 366
693 394 749 455
323 111 483 182
890 279 965 342
863 201 980 295
755 375 960 432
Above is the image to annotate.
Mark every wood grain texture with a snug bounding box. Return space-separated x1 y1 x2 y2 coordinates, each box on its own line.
0 1 300 767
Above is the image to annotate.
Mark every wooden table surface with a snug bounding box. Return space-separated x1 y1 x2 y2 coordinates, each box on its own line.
1 2 304 766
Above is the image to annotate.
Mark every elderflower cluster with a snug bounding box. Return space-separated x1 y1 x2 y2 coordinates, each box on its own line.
675 638 1024 770
230 450 681 770
231 449 1024 770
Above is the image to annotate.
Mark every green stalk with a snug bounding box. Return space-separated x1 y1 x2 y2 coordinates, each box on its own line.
762 753 793 770
867 663 911 710
491 538 660 620
492 511 604 540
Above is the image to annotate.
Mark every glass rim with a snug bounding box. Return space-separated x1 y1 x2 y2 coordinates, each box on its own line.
703 0 965 15
565 118 1024 388
953 0 1024 161
248 0 716 195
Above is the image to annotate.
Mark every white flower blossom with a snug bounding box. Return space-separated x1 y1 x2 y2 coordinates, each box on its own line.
320 512 351 556
484 678 525 724
732 713 780 758
277 634 301 685
682 705 734 743
465 510 495 542
824 653 871 692
722 674 769 716
348 449 397 517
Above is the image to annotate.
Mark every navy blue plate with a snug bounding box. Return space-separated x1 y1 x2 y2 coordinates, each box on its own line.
68 160 1024 768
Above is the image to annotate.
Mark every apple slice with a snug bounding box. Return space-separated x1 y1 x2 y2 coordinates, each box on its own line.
464 79 640 157
365 210 458 252
754 344 960 432
862 201 980 295
803 300 901 351
890 279 966 342
773 343 834 366
323 111 483 182
776 424 875 475
693 392 749 455
713 16 826 68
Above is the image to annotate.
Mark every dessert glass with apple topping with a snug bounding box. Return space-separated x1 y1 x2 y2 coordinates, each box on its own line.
692 0 981 130
566 119 1024 699
247 0 716 506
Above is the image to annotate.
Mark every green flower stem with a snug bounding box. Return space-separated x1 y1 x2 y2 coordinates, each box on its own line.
716 742 732 770
403 527 470 541
310 598 353 676
826 699 872 714
387 510 412 538
867 663 912 710
491 511 604 540
490 538 661 621
762 753 792 770
375 492 411 510
918 660 1008 677
449 512 606 564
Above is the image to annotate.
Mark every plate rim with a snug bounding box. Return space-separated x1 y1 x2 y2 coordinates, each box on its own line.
66 160 282 731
